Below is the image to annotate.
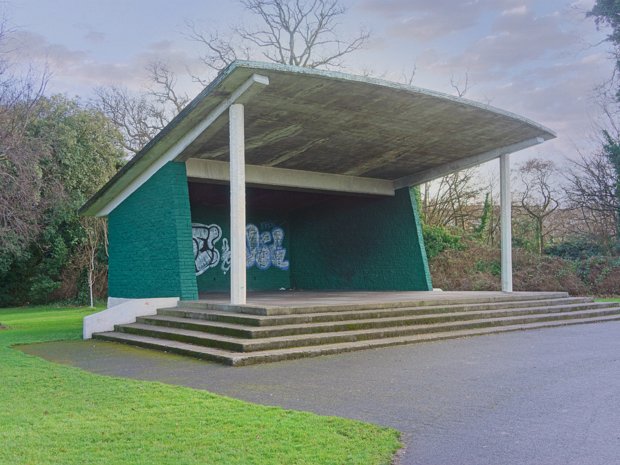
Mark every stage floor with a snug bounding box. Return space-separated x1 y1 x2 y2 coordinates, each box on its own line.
195 290 569 308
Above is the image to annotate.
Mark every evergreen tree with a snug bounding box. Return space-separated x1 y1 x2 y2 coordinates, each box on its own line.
475 193 492 241
0 95 125 306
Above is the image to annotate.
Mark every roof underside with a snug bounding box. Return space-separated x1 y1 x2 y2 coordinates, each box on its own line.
180 64 554 179
81 61 555 216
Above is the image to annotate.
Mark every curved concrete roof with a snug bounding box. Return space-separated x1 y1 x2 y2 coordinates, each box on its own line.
81 60 555 216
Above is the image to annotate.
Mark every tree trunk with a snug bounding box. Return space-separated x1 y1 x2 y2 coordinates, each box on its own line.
537 218 544 255
88 246 95 308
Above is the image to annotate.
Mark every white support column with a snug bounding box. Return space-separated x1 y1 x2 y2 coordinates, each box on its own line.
500 153 513 292
229 103 246 305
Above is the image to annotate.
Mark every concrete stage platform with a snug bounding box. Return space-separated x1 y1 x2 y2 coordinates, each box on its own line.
196 290 568 308
94 291 620 366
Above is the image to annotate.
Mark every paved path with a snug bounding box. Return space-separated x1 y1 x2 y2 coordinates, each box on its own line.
21 322 620 465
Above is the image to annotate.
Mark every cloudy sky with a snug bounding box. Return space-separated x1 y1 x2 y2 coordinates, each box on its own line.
3 0 615 168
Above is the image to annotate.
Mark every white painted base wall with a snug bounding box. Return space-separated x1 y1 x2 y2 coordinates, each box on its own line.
83 297 179 339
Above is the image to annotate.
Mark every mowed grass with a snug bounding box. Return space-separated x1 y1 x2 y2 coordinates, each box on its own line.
0 306 400 465
595 297 620 302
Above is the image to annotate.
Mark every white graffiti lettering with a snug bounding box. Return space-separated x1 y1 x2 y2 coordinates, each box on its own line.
192 223 222 276
246 224 289 271
221 238 231 274
246 224 260 269
192 222 289 275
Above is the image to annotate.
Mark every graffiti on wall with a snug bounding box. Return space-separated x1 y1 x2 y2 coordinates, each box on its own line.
246 224 289 271
192 222 288 276
192 223 223 276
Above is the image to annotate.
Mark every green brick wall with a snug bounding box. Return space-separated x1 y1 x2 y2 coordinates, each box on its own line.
108 162 198 300
108 174 430 298
191 206 291 292
289 188 432 291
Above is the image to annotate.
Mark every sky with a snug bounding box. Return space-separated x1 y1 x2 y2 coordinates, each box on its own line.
2 0 615 173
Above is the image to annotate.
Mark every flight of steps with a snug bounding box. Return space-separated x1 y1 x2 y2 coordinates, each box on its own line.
93 293 620 366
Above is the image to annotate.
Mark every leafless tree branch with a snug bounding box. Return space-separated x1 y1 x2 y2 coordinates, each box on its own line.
146 61 189 114
401 63 417 86
450 70 470 98
92 61 190 155
186 0 369 75
0 23 51 257
516 159 562 254
420 169 483 230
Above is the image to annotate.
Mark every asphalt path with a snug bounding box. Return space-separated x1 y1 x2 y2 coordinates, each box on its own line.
20 321 620 465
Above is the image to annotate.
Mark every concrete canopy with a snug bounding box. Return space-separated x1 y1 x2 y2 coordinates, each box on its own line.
81 60 555 217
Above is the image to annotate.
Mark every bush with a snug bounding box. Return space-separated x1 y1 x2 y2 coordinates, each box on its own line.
545 238 606 260
29 276 61 304
576 255 620 296
423 225 463 259
429 240 589 295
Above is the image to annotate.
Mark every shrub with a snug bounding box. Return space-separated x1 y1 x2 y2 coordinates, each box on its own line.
423 225 463 259
576 256 620 296
545 238 606 260
429 240 589 295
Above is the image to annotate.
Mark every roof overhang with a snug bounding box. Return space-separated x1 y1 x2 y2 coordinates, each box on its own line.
81 60 555 216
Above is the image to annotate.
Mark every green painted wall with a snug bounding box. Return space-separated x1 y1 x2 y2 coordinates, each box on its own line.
108 162 198 300
289 188 432 291
191 206 291 292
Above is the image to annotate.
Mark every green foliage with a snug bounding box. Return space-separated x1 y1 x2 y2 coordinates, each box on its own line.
474 192 491 239
511 214 538 253
589 0 620 100
0 306 401 465
545 238 606 260
0 95 124 306
31 95 124 201
473 259 501 277
411 186 424 221
423 224 463 259
588 0 620 96
602 130 620 235
587 2 620 248
576 255 620 282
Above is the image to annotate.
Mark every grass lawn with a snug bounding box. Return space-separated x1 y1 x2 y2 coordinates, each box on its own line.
595 297 620 302
0 305 400 465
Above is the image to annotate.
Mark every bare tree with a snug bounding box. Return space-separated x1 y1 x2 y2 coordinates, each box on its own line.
420 169 482 230
401 63 417 86
0 20 50 261
146 61 190 114
95 0 368 154
565 149 619 247
92 86 161 154
186 23 251 82
188 0 369 78
563 86 620 249
450 70 470 98
92 66 190 155
79 216 108 308
516 159 561 254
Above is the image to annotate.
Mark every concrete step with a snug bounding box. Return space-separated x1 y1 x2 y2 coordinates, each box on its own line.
138 301 615 338
93 331 238 365
178 292 571 316
162 297 593 327
95 313 620 366
114 307 620 352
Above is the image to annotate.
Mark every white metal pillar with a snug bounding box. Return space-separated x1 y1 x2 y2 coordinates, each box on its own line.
500 153 513 292
229 103 246 304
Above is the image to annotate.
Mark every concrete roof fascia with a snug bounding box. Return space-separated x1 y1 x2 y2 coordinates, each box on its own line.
79 61 243 216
